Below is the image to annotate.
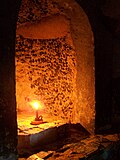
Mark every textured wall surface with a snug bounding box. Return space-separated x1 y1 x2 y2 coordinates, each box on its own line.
16 35 76 120
16 0 95 133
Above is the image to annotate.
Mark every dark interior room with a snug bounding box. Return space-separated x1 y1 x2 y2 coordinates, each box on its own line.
0 0 120 159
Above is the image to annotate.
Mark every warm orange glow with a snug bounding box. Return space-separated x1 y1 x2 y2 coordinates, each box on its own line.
30 100 42 110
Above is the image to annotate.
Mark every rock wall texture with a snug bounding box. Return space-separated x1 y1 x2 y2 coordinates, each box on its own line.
16 35 76 120
16 0 95 133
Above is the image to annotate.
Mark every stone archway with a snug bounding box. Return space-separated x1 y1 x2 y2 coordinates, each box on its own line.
16 0 95 134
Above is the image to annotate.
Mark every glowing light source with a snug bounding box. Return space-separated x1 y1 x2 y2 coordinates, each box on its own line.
30 100 44 125
31 100 40 110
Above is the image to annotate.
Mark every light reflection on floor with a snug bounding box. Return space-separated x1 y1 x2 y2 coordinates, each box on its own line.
17 112 65 135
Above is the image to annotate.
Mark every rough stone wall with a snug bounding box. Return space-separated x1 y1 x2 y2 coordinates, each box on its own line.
16 0 95 133
17 0 65 26
16 35 76 120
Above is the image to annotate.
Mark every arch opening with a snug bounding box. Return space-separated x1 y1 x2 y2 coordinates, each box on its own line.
16 0 95 149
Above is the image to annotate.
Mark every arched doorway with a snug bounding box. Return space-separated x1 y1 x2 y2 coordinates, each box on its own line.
16 0 95 135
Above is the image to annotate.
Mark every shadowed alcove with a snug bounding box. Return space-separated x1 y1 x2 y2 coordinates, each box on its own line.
16 0 95 152
1 0 120 159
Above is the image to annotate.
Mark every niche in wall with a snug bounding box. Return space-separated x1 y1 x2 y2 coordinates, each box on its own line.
16 0 95 134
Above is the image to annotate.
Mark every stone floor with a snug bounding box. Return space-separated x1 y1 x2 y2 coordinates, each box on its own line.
18 133 120 160
17 113 120 160
18 132 120 159
18 131 120 159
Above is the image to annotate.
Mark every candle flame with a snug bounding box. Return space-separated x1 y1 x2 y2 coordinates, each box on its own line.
30 100 41 110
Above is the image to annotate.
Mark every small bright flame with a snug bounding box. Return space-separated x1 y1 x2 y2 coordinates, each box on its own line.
30 100 41 110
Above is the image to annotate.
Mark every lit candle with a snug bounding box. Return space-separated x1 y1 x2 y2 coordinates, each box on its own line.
30 100 43 125
32 101 39 121
35 109 39 121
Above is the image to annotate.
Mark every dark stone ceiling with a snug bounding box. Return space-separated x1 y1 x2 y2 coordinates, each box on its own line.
77 0 120 38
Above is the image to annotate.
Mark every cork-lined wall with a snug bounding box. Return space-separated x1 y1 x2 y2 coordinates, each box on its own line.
16 0 95 133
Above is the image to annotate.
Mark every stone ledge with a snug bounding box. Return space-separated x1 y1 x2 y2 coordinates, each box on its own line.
18 123 69 156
